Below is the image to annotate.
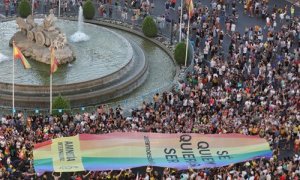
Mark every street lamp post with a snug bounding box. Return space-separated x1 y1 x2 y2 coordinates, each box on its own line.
58 0 61 17
170 19 174 45
179 0 183 42
31 0 34 15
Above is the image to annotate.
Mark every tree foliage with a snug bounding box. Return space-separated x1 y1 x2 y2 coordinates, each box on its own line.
142 16 158 38
52 95 70 115
174 42 187 65
18 0 31 18
83 0 95 20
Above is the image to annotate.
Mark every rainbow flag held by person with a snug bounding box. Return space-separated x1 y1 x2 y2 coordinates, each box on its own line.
185 0 194 18
13 42 31 69
33 133 272 174
50 48 58 74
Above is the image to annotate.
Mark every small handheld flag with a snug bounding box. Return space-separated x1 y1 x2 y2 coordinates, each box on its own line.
185 0 194 18
50 48 59 74
13 42 31 69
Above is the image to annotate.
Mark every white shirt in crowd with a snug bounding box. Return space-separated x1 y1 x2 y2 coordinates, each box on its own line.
231 23 236 32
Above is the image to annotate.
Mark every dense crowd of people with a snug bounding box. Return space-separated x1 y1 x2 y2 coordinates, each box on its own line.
0 0 299 179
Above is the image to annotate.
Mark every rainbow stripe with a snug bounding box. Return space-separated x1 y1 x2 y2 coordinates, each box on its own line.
13 43 31 69
33 133 272 174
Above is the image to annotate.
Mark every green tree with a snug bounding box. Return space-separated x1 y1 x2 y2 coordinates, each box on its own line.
174 42 187 66
142 16 158 38
18 0 31 18
83 0 95 20
52 95 70 116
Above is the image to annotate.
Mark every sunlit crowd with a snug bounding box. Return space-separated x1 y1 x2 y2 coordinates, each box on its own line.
0 0 299 179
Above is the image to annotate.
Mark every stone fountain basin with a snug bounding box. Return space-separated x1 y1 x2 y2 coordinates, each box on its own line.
0 18 146 108
0 18 177 109
0 40 148 108
0 19 134 85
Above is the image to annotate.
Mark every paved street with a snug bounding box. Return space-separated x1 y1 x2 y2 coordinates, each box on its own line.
1 0 299 42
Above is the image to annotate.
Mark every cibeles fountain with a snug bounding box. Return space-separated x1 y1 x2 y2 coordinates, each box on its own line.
9 9 75 64
0 8 176 109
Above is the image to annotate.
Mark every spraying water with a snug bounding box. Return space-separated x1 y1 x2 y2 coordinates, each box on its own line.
78 6 83 32
70 6 90 42
0 53 9 62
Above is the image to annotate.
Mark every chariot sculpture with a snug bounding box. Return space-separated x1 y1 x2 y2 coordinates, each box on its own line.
11 9 75 64
16 9 67 50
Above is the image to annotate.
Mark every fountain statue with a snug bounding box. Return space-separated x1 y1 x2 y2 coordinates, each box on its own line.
70 6 90 42
9 9 75 64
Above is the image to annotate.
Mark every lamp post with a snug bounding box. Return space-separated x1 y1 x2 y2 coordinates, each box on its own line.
58 0 61 17
169 8 177 45
179 0 183 42
31 0 34 15
170 19 174 45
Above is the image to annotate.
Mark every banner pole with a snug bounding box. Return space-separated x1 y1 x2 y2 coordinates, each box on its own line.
184 18 190 67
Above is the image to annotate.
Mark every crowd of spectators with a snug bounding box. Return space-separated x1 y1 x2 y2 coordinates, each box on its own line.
0 0 299 179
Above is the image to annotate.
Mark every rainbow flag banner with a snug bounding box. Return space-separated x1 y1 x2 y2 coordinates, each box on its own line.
33 133 272 174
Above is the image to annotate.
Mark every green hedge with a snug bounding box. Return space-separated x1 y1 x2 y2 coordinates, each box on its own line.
174 42 187 66
52 95 70 116
142 16 158 38
83 0 95 20
18 0 31 18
